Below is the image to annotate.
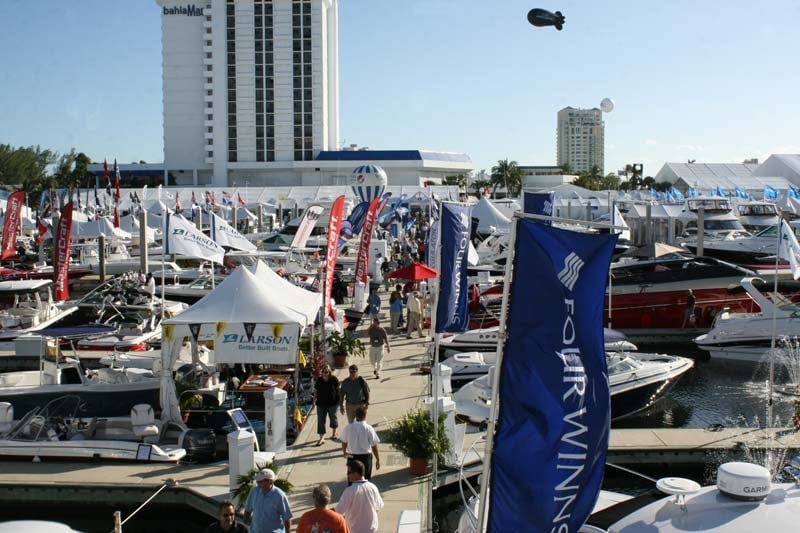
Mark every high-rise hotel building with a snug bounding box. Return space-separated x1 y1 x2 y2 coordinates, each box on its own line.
556 107 604 175
156 0 339 186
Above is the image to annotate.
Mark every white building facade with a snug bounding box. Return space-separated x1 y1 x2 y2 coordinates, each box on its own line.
556 107 605 175
157 0 339 186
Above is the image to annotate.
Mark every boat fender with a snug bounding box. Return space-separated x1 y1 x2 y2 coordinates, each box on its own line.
716 462 771 501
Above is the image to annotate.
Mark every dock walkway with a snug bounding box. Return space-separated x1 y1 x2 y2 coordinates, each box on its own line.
0 294 435 532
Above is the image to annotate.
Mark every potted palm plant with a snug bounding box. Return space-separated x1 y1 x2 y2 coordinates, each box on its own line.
385 409 451 476
231 461 294 507
328 330 366 368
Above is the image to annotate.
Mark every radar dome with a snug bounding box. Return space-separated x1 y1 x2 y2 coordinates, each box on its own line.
351 165 387 203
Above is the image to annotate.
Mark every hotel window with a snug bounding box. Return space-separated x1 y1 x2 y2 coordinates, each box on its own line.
254 0 275 162
226 0 237 163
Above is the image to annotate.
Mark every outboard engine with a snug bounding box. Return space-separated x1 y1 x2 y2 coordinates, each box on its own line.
182 428 217 463
716 462 771 501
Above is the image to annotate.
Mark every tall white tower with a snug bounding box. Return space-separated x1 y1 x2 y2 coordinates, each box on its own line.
556 107 604 175
157 0 339 186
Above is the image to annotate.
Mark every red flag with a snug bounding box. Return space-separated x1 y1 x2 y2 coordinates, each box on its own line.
354 197 381 287
1 191 25 260
238 193 246 206
324 196 346 318
175 192 182 213
54 202 74 301
113 159 121 202
103 159 109 180
113 205 120 228
36 219 47 245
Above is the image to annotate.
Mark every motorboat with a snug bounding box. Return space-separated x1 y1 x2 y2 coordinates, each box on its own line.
683 220 800 265
160 274 225 304
0 355 161 418
0 264 93 282
590 461 800 533
74 274 188 351
0 395 187 462
0 280 79 347
453 350 693 424
605 255 769 342
694 276 800 362
439 326 637 357
456 490 632 533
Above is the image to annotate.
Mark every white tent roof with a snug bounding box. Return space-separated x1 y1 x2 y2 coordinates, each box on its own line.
163 265 308 326
248 260 320 324
71 218 131 239
472 197 511 234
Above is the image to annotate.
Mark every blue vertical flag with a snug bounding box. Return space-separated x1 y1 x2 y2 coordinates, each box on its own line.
346 200 371 235
489 219 617 532
523 191 554 225
764 185 778 200
670 186 685 200
435 202 472 333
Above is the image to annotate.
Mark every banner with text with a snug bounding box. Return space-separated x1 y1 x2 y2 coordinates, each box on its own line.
488 220 617 532
164 212 225 263
354 197 381 287
435 202 472 333
53 201 74 301
212 322 300 365
1 191 25 260
325 196 346 318
290 204 324 249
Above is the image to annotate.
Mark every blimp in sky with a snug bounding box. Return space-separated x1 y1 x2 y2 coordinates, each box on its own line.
350 164 387 203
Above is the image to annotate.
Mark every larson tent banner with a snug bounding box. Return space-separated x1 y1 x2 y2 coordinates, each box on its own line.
160 266 305 423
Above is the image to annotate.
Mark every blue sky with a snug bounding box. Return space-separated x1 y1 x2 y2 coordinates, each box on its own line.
1 0 798 178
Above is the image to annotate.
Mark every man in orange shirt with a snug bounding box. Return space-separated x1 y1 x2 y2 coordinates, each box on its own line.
296 484 349 533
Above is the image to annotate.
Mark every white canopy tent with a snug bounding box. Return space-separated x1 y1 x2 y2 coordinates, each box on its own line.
471 197 511 235
248 260 320 323
159 266 307 423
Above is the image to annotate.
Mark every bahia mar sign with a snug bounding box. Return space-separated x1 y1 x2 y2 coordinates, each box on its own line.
163 4 204 16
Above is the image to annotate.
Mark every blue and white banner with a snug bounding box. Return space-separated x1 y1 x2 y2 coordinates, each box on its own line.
346 200 371 235
210 212 257 252
435 202 472 333
488 219 617 532
523 191 554 224
165 211 225 263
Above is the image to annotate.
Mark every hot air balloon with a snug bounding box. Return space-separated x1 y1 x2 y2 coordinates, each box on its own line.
351 165 387 203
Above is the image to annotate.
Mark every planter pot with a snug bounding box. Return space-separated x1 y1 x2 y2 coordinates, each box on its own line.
333 353 348 368
408 457 429 476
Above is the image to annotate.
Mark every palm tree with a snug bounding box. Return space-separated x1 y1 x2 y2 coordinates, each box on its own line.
490 159 522 197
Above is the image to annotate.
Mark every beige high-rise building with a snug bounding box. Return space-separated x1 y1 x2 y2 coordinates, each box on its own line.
156 0 340 186
556 107 604 175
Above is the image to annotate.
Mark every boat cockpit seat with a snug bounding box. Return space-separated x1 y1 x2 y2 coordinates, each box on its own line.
0 402 13 433
130 404 159 441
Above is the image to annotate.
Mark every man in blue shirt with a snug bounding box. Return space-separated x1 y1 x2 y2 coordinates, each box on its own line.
244 468 293 533
367 288 381 320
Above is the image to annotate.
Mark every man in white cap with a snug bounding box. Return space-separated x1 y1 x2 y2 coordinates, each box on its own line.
244 468 293 533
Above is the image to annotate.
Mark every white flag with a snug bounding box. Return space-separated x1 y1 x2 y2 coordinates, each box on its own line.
612 204 631 241
164 211 225 263
210 212 256 251
290 204 324 249
778 219 800 280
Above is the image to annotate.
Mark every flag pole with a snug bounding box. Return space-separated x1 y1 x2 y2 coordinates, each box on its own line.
768 217 785 427
476 211 519 533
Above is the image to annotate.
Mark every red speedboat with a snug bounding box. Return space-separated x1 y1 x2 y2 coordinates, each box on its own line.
605 255 800 343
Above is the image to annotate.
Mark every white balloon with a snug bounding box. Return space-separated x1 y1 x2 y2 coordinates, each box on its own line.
600 97 615 113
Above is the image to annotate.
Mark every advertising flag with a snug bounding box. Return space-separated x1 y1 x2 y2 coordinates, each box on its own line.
488 220 617 532
113 159 121 201
53 202 74 301
779 219 800 280
164 211 225 263
523 191 554 225
435 202 472 333
210 212 257 252
354 197 381 287
1 191 25 260
324 196 346 318
290 204 324 249
346 201 370 235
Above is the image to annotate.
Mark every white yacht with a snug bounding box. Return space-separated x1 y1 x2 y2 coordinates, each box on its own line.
694 276 800 362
